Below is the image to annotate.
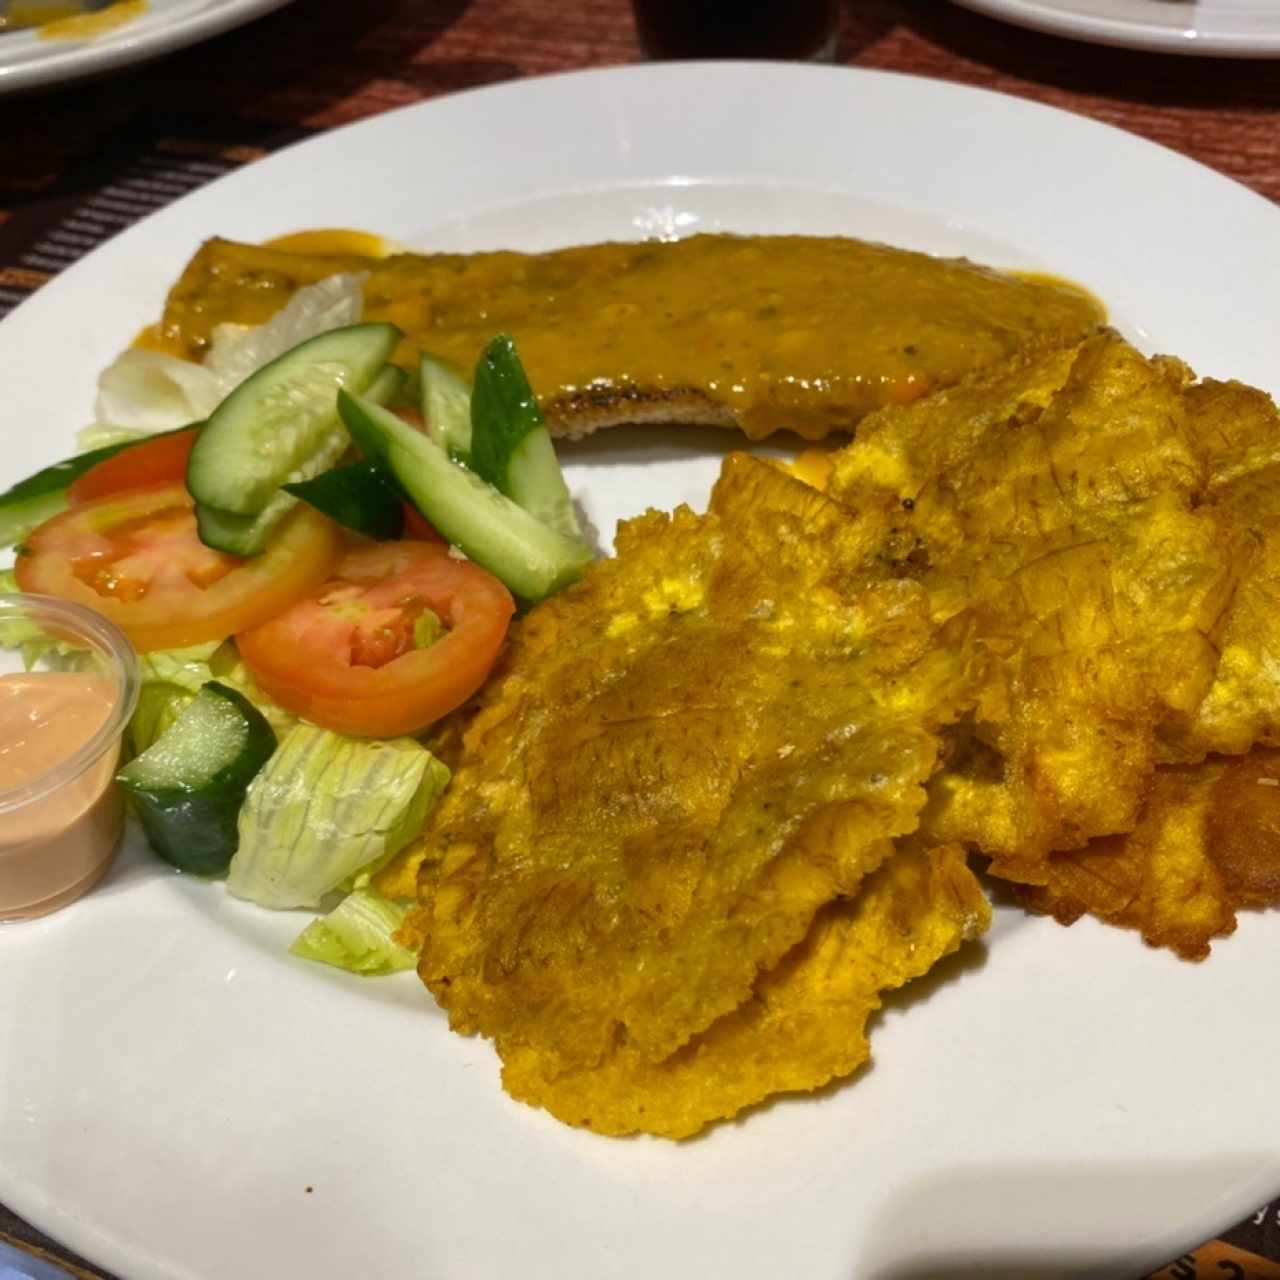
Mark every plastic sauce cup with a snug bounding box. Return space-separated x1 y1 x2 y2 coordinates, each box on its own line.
0 594 139 921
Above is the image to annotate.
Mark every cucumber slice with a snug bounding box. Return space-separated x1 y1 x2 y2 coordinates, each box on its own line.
118 680 277 877
195 488 300 559
0 426 194 548
194 427 350 557
420 352 473 463
193 347 406 556
338 390 593 602
284 461 404 540
187 322 401 517
470 334 581 541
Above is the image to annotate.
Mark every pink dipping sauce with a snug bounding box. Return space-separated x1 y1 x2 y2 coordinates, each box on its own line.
0 596 138 921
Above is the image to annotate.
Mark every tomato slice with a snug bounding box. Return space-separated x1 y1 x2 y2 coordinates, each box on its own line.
401 501 443 543
68 428 199 505
16 484 343 652
236 541 515 737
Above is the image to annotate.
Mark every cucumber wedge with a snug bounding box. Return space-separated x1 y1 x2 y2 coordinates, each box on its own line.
420 352 473 464
367 363 408 407
470 334 582 541
338 390 592 602
118 681 276 877
187 322 400 517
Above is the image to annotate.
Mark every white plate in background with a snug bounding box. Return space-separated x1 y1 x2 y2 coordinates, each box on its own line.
0 62 1278 1280
951 0 1280 56
0 0 293 93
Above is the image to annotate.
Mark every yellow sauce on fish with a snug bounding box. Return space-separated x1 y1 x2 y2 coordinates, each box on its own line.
263 228 393 258
157 231 1105 439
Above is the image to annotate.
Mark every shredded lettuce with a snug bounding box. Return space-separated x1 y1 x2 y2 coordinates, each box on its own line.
290 888 417 976
138 640 222 692
203 272 367 395
0 569 93 670
0 567 49 657
77 272 368 452
73 424 159 453
92 348 221 436
206 642 298 738
227 725 450 910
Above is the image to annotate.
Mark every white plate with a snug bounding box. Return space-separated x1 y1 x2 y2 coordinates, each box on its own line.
951 0 1280 56
0 0 293 94
2 63 1280 1280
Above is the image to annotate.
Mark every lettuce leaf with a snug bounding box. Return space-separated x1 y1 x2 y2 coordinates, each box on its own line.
138 640 222 692
204 272 367 396
78 272 367 452
93 349 221 436
206 642 298 738
227 725 450 910
290 888 417 976
0 569 93 670
0 568 22 629
74 424 157 454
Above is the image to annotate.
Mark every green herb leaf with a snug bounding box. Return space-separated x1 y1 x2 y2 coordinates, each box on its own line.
284 462 405 540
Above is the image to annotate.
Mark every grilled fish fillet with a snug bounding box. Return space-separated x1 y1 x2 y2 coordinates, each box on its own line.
157 233 1104 441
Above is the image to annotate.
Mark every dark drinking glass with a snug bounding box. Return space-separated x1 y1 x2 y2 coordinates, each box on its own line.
632 0 838 61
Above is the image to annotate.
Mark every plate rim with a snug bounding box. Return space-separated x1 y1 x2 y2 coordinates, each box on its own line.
1 59 1279 1280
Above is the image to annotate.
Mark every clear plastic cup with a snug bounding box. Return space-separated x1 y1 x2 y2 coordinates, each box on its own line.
0 593 139 921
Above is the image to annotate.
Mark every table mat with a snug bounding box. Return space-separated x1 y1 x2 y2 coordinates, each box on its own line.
1 1 1278 1276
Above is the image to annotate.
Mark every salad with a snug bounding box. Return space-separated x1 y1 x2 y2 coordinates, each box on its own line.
0 272 594 975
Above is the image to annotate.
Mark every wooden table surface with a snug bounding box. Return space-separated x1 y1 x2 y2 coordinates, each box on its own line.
1 2 1279 1277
